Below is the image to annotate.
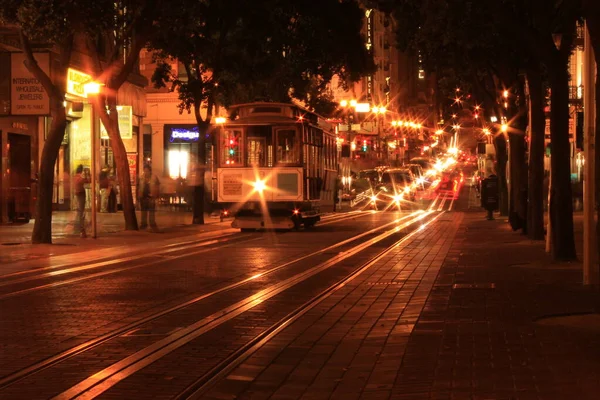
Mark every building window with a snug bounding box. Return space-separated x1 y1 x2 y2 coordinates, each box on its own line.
163 124 198 178
168 148 189 179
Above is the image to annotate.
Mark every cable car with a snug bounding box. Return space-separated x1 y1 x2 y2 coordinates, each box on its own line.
215 102 338 231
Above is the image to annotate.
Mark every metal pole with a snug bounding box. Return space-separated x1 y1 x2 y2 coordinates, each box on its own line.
583 22 597 285
90 104 97 239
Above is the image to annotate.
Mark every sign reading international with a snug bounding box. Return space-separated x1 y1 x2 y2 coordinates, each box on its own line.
10 53 50 115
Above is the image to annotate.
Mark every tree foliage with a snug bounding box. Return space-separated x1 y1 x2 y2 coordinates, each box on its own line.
150 0 374 118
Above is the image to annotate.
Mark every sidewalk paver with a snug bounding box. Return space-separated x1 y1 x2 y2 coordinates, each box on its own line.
203 210 600 400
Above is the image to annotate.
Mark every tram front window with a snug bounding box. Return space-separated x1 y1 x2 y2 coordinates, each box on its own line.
220 129 242 166
246 126 272 167
276 129 299 164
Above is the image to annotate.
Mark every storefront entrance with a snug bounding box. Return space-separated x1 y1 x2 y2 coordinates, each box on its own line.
7 132 32 221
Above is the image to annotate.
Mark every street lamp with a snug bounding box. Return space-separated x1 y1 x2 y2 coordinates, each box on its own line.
83 80 103 239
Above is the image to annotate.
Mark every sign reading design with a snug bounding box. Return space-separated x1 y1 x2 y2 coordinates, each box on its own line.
170 127 200 142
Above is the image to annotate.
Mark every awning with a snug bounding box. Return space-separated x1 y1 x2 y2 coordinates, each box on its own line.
117 81 146 117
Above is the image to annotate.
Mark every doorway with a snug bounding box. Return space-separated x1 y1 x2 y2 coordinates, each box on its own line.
7 133 32 222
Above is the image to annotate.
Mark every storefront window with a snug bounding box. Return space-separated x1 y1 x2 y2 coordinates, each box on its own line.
276 129 298 164
168 147 189 179
164 124 198 178
221 129 242 166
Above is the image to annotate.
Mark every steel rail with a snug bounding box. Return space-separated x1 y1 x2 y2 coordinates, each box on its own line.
0 210 373 293
180 211 444 399
51 211 433 400
0 211 425 390
0 210 369 284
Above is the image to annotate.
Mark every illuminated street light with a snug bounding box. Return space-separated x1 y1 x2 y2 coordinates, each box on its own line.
350 99 357 107
503 90 509 98
82 80 103 239
340 99 348 107
435 129 444 135
83 82 102 95
482 128 491 135
372 106 380 113
501 123 508 133
355 103 370 113
215 117 226 124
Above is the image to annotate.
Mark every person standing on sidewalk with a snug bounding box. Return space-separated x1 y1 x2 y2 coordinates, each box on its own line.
99 168 110 212
138 164 160 232
73 165 90 238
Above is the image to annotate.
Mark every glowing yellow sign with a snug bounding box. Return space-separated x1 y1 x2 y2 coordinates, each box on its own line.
66 68 92 98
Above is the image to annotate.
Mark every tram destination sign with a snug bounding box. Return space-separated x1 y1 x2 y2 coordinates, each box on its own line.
222 173 243 197
10 52 50 115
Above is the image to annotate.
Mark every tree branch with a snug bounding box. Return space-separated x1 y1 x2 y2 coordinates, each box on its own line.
19 30 69 102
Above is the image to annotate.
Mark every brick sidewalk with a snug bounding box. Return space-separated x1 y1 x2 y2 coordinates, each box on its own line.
205 211 600 399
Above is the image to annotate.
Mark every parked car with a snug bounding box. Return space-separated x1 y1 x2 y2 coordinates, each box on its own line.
409 157 434 172
404 163 426 189
376 168 417 204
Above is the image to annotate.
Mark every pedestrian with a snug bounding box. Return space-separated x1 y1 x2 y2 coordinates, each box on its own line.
138 164 160 231
73 165 90 238
99 168 109 212
108 168 117 213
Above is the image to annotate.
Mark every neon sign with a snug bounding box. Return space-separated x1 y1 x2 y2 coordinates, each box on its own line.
170 127 199 142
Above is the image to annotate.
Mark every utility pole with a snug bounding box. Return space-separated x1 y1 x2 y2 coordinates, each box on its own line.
583 22 598 285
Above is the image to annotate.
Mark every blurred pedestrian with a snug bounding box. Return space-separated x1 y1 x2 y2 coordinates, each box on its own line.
73 165 90 238
108 168 117 213
99 168 109 212
138 164 160 231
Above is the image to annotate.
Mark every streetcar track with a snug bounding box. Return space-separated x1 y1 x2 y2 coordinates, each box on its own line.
180 211 444 399
0 211 425 390
51 211 434 399
0 211 369 289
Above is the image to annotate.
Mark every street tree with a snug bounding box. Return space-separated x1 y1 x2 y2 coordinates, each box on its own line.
1 1 89 243
82 1 162 231
494 0 580 260
150 0 374 224
581 0 600 264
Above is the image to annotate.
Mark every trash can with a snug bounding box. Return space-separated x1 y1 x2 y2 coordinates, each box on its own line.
8 187 31 223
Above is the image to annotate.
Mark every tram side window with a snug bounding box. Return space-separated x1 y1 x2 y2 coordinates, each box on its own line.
276 129 299 164
221 129 242 166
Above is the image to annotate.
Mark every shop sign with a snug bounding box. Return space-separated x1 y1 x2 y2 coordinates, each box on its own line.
100 106 133 139
10 52 50 115
66 68 92 98
127 153 137 184
170 127 200 142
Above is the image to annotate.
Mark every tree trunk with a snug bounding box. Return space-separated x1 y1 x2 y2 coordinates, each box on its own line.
548 63 577 261
584 6 600 271
95 95 138 230
508 131 527 231
526 67 546 240
494 134 509 216
32 107 67 244
192 121 209 225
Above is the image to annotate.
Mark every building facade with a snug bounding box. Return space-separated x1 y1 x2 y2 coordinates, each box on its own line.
0 28 147 223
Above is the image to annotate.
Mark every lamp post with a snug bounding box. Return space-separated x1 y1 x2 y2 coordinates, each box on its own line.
83 81 102 239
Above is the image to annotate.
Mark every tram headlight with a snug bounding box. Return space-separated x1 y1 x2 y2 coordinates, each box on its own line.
370 195 378 203
393 194 403 203
253 179 266 193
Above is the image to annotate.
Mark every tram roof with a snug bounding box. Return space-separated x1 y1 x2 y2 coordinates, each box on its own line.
226 102 332 130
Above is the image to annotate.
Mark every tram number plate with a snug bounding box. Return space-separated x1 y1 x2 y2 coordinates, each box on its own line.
223 174 243 196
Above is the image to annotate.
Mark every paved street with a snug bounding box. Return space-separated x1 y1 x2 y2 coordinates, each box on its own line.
0 187 598 399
